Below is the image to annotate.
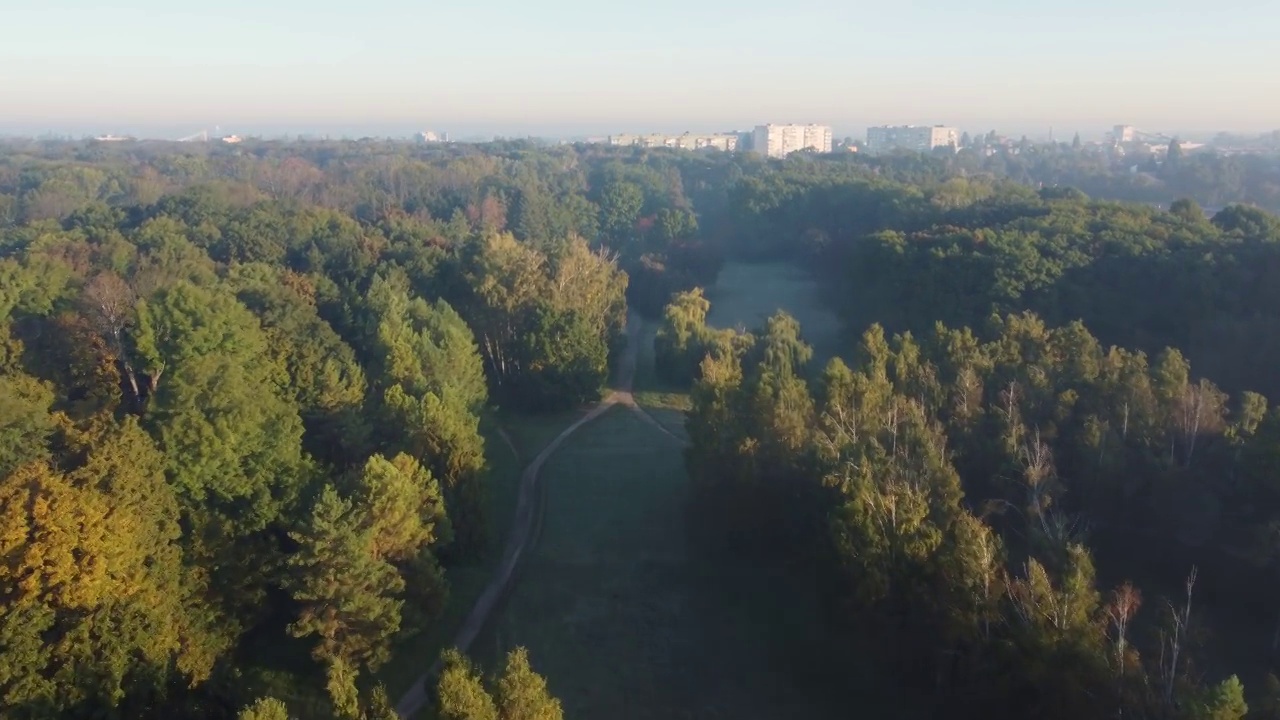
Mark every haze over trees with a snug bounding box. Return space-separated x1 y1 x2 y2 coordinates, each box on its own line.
4 136 1280 719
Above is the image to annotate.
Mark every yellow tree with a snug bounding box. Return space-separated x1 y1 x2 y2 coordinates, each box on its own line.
0 416 225 715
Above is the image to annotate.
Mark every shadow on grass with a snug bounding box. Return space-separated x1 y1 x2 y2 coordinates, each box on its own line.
630 315 692 412
706 261 848 370
469 406 906 720
379 408 588 702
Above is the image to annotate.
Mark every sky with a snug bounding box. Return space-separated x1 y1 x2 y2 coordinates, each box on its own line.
2 0 1279 140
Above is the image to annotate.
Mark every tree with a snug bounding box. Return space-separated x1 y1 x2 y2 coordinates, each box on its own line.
288 487 404 674
355 453 451 565
459 233 548 389
496 647 563 720
1170 198 1204 222
80 272 144 408
654 288 713 384
352 453 450 632
0 417 225 716
366 272 487 555
435 648 561 720
437 649 498 720
1167 137 1184 170
0 371 54 476
137 281 307 534
516 302 609 409
597 179 644 243
364 685 400 720
229 263 369 464
1194 675 1248 720
458 233 624 410
238 697 290 720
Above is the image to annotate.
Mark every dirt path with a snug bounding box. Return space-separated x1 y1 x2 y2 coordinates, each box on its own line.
395 314 680 719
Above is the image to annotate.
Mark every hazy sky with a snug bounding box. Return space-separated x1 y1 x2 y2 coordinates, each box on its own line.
3 0 1278 138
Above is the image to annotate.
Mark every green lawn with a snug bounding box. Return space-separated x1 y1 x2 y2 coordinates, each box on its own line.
471 405 879 720
380 409 586 699
630 316 692 411
706 261 847 369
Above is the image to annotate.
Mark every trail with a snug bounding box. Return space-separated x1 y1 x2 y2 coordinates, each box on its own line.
395 314 681 719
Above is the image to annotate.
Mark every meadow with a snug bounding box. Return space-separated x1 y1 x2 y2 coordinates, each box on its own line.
705 261 847 368
396 263 875 717
380 409 587 701
469 403 902 719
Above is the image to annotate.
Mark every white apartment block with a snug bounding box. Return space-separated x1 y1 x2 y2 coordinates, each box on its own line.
865 125 960 154
751 124 833 158
608 133 738 151
1112 125 1137 144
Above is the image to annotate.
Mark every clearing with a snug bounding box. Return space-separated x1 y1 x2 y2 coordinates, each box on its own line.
705 261 846 368
382 410 586 701
472 405 861 720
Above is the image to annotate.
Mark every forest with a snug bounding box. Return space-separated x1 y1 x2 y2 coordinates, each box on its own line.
3 136 1280 719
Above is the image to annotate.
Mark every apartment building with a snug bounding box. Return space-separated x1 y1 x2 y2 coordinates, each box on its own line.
608 132 738 151
751 124 832 158
865 125 960 154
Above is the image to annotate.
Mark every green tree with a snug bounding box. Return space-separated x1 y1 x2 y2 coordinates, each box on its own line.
496 647 563 720
137 281 307 533
237 697 290 720
366 271 487 555
597 179 644 243
352 453 451 632
437 649 498 720
1194 675 1248 720
288 487 404 673
654 288 714 385
0 371 54 476
1170 198 1204 223
458 233 624 410
229 263 369 464
435 647 561 720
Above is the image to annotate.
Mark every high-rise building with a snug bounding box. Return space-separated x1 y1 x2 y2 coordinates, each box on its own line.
1112 125 1137 144
751 124 832 158
865 125 960 154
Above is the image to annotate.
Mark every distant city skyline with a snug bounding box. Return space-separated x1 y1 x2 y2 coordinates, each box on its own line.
0 120 1267 145
3 0 1278 138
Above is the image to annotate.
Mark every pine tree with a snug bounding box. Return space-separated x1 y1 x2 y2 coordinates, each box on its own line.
436 650 498 720
288 487 404 672
355 453 451 565
496 647 563 720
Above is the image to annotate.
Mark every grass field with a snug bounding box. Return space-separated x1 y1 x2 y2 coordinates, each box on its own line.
471 405 890 720
380 409 587 699
630 317 693 412
706 261 847 368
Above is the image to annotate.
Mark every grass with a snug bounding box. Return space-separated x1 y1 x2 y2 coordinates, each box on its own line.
706 261 848 369
470 405 883 720
630 316 693 412
380 408 587 700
